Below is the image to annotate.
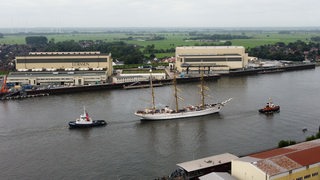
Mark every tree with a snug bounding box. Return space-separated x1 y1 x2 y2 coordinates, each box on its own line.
25 36 48 46
143 44 155 54
278 140 296 148
54 40 82 52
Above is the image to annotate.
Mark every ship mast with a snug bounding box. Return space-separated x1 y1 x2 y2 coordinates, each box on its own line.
173 72 179 112
150 69 156 110
200 70 205 108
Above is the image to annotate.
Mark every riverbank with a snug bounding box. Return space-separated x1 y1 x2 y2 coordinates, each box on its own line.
0 63 315 100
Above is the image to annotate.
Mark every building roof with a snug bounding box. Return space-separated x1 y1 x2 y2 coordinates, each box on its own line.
180 63 228 67
176 46 244 50
286 146 320 166
250 148 295 159
9 71 106 77
177 153 238 172
199 172 238 180
178 54 242 57
238 139 320 176
16 52 111 58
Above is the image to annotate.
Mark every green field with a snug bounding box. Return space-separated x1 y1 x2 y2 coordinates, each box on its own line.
1 31 319 58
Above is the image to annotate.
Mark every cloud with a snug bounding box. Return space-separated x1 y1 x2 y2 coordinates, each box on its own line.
1 0 320 27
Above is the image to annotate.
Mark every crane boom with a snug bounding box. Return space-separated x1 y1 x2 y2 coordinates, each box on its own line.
0 75 8 94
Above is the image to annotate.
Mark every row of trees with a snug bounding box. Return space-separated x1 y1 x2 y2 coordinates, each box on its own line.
278 131 320 148
24 36 145 64
187 33 251 41
248 40 320 61
143 44 175 54
143 41 232 55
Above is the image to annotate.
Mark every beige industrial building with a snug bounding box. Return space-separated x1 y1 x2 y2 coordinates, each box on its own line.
112 73 166 83
8 52 113 86
231 139 320 180
15 51 113 76
175 46 248 74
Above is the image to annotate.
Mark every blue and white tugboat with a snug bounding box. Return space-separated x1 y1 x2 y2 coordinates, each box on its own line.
68 107 106 128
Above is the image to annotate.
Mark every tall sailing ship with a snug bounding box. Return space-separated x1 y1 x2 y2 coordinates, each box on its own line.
134 71 232 120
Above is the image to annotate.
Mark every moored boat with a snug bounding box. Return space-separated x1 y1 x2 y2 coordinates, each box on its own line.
259 98 280 113
123 83 163 89
68 107 106 128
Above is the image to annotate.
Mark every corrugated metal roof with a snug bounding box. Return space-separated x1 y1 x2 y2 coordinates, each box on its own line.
177 153 238 172
199 172 238 180
176 46 244 49
284 139 320 150
286 146 320 166
246 139 320 176
255 156 302 176
250 148 295 159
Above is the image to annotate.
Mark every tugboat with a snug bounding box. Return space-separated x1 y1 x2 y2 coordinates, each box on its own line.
68 107 106 128
259 98 280 114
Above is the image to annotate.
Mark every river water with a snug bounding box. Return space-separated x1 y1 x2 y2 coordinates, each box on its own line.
1 68 320 179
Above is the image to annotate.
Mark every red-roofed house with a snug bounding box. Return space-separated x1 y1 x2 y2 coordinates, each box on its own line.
232 139 320 180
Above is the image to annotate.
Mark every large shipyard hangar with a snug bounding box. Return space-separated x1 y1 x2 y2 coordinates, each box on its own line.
10 52 113 86
175 46 248 74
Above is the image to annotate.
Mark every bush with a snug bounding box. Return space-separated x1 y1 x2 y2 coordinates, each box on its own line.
278 140 296 148
306 135 316 141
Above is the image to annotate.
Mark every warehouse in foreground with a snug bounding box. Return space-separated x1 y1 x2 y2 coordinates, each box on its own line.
232 139 320 180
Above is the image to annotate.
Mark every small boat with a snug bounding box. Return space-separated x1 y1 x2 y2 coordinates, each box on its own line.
123 82 163 89
259 98 280 113
302 127 308 133
68 107 106 128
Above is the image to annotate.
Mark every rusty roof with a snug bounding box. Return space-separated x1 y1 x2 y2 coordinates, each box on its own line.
286 146 320 166
250 148 295 159
244 139 320 176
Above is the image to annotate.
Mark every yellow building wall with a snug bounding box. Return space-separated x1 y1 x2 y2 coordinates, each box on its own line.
15 54 113 76
272 166 320 180
176 46 246 55
16 62 109 69
175 46 248 72
232 160 266 180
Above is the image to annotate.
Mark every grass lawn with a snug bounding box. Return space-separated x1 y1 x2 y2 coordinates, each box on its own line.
1 30 319 55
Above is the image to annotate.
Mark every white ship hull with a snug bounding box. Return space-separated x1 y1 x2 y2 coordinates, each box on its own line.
135 103 225 120
135 71 232 121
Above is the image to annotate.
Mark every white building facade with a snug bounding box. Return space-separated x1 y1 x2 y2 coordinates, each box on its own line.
175 46 248 74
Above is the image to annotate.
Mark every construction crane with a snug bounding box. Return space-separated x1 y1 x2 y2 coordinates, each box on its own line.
0 75 8 94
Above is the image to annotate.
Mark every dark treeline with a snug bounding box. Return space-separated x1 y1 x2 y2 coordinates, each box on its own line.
311 36 320 42
120 35 165 41
143 41 232 55
194 41 232 46
248 40 320 61
26 37 145 64
143 44 175 54
187 33 251 41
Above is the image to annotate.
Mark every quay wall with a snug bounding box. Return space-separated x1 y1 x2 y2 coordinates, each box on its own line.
13 63 317 97
227 63 315 76
25 75 221 96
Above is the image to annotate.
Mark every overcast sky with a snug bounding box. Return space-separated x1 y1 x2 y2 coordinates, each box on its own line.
1 0 320 28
